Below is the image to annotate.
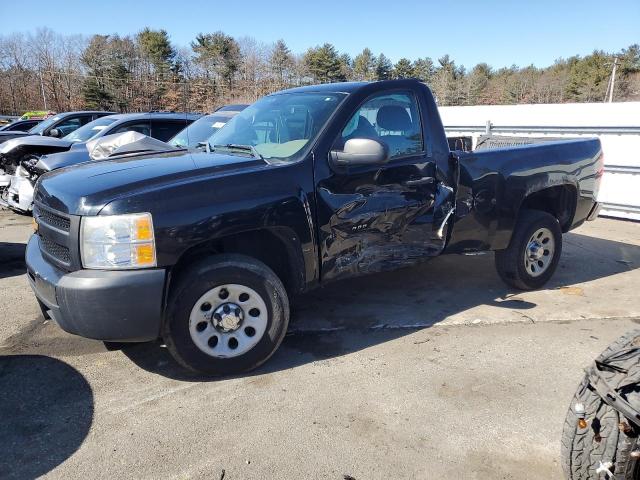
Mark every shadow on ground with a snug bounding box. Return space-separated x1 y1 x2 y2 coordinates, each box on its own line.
116 231 640 381
0 242 26 280
0 355 93 479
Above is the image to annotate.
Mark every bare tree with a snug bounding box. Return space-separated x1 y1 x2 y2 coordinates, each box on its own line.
0 30 638 116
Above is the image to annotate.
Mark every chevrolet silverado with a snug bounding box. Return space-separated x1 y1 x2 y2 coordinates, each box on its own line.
26 80 603 375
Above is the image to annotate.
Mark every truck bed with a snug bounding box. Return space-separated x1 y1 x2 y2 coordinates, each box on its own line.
447 138 602 253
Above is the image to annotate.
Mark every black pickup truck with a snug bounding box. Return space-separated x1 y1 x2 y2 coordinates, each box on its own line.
26 80 603 375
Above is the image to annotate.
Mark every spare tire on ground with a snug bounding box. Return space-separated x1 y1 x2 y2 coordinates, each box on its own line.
562 329 640 479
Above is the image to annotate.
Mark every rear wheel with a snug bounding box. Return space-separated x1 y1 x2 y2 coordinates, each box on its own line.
495 209 562 290
163 254 289 375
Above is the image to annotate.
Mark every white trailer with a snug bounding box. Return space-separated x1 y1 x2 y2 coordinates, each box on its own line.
439 102 640 221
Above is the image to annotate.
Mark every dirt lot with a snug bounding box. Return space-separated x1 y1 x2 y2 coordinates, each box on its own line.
1 208 639 479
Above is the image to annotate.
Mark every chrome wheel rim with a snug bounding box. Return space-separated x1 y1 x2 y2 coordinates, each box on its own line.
189 284 268 358
524 227 555 277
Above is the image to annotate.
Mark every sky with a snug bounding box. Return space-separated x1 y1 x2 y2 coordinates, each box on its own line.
1 0 638 69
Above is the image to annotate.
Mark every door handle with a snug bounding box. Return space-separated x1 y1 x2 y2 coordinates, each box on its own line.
403 176 435 187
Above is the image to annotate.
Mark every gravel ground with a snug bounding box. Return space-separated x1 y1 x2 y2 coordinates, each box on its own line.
1 208 639 479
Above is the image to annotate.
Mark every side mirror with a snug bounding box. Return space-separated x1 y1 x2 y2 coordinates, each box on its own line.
49 128 61 138
330 138 389 166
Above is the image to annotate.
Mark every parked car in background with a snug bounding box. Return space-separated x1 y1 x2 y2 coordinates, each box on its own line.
0 119 41 132
168 105 248 149
0 115 19 127
215 104 249 113
26 79 602 375
1 112 200 213
0 111 114 145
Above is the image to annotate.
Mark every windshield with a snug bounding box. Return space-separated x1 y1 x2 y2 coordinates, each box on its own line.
169 114 235 148
209 92 346 161
28 115 61 134
63 117 117 142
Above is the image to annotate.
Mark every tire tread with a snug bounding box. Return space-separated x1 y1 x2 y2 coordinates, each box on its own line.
561 330 640 479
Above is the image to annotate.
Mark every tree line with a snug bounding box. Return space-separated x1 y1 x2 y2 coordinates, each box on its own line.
0 27 638 115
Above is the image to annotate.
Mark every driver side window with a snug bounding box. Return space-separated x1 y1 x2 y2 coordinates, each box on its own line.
337 92 423 159
54 117 82 136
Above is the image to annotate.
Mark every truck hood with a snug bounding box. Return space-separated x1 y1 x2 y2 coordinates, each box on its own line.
0 130 29 137
35 150 266 215
37 147 90 172
0 135 73 155
0 131 31 144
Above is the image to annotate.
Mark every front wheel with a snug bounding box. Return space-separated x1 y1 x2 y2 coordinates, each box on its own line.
163 254 289 375
495 209 563 290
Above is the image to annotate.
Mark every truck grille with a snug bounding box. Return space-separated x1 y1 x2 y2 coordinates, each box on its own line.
33 201 80 270
34 205 70 232
39 236 71 263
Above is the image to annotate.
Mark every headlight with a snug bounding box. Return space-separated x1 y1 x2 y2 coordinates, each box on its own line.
80 213 156 269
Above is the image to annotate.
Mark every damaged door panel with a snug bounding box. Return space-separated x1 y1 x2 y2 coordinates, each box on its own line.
315 87 455 281
317 165 456 281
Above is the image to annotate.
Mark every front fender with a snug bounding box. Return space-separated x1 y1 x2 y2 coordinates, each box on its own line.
100 160 319 290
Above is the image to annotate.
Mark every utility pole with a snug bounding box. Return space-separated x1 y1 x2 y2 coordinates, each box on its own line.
607 57 619 103
39 70 48 110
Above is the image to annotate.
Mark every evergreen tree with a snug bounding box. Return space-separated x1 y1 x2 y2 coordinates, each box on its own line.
339 53 353 80
270 39 294 86
303 43 345 83
412 57 435 83
192 32 241 88
566 51 610 102
466 63 492 104
393 58 414 79
432 55 459 105
136 28 176 108
81 76 113 109
617 44 640 100
375 53 392 80
137 28 175 71
353 48 375 81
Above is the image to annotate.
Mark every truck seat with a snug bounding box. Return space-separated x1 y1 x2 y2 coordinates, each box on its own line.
376 105 419 157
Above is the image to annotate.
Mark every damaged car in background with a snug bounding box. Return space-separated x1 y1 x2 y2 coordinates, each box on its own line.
0 112 199 213
0 110 113 145
26 79 603 376
0 110 115 209
85 131 178 160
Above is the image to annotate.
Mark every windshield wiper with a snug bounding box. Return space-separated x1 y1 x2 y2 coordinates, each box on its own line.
212 143 263 160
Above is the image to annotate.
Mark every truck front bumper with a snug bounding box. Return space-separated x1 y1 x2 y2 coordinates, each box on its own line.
26 235 166 342
5 174 34 212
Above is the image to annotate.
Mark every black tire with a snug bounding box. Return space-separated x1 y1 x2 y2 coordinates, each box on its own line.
561 330 640 480
495 209 562 290
163 254 289 376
